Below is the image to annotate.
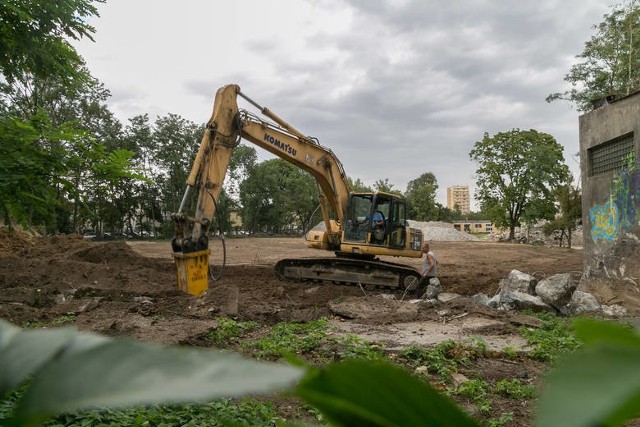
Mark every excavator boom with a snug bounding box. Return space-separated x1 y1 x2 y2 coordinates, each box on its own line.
172 84 423 296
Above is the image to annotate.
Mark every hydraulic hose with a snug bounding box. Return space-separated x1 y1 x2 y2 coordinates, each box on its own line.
207 190 227 281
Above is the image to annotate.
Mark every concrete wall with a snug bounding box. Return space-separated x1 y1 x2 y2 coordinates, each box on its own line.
579 93 640 303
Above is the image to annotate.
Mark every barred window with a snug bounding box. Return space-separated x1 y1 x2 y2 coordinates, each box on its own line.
588 132 635 176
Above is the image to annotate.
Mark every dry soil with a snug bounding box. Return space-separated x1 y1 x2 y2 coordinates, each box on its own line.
0 231 587 346
3 230 631 425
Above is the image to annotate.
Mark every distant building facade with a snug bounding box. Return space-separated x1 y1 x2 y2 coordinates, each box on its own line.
447 185 470 214
453 220 492 234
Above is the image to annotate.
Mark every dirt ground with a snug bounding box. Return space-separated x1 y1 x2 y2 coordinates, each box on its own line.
0 230 619 425
0 231 588 346
0 231 588 342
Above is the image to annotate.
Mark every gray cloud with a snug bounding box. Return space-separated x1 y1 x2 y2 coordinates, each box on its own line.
77 0 612 205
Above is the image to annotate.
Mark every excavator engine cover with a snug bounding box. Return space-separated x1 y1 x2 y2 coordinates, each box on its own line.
174 249 210 296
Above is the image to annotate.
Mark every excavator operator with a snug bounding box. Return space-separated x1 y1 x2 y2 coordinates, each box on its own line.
371 210 386 244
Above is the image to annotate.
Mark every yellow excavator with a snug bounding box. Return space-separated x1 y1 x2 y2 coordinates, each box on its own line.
172 84 424 296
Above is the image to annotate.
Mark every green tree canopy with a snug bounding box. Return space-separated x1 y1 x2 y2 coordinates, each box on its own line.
542 179 582 248
547 1 640 111
151 114 203 215
226 143 258 200
239 159 318 234
0 0 143 234
0 0 102 85
469 129 569 240
373 178 402 196
405 172 439 221
346 176 372 193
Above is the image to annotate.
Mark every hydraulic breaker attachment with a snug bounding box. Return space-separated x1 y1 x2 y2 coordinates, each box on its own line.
173 249 210 296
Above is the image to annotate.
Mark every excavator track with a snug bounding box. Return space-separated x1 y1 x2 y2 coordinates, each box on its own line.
274 257 422 291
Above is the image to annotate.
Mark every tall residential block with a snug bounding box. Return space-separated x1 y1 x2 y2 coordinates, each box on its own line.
447 185 470 214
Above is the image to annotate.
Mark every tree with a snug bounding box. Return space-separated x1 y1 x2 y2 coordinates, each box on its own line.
0 112 139 232
372 178 402 196
346 176 372 193
0 0 139 233
122 115 155 236
405 172 439 221
0 0 103 86
225 143 257 201
150 114 203 219
0 113 68 228
436 205 456 222
543 181 582 248
547 1 640 111
469 129 569 241
239 159 318 234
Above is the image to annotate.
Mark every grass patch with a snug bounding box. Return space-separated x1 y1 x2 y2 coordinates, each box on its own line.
50 312 77 326
494 379 536 399
519 312 581 361
449 378 491 414
243 319 384 363
44 398 284 427
399 340 486 382
487 412 514 427
252 319 329 359
3 313 586 426
206 317 259 346
20 312 77 329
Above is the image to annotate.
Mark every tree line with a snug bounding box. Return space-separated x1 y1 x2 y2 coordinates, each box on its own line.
2 0 636 242
0 1 458 239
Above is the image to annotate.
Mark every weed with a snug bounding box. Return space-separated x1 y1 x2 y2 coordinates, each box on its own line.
330 334 384 361
494 379 536 400
50 312 76 326
449 379 491 415
501 345 518 360
206 317 259 346
519 312 581 361
0 388 21 422
454 378 489 400
20 321 46 329
399 340 482 381
487 412 514 427
253 319 328 359
45 398 284 426
242 319 384 362
20 313 77 329
464 337 488 355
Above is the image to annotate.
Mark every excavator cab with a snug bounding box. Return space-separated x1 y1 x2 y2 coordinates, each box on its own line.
344 192 409 249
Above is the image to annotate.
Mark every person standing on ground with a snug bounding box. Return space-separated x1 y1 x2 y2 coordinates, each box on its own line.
415 242 441 298
421 243 438 279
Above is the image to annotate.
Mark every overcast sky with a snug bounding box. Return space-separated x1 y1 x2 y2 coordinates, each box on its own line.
73 0 614 208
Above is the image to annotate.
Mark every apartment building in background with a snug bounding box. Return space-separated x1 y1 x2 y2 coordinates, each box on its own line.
446 185 470 214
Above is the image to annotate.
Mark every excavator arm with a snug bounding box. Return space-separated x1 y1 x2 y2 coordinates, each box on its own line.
173 84 423 296
173 84 350 255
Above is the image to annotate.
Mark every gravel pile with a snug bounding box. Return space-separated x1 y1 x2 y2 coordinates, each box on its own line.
312 220 481 242
407 220 480 242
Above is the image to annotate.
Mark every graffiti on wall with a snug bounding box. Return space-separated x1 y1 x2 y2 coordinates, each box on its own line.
590 201 620 241
590 164 640 243
610 167 640 230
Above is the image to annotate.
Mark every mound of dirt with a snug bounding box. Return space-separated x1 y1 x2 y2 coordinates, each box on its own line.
73 241 154 268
